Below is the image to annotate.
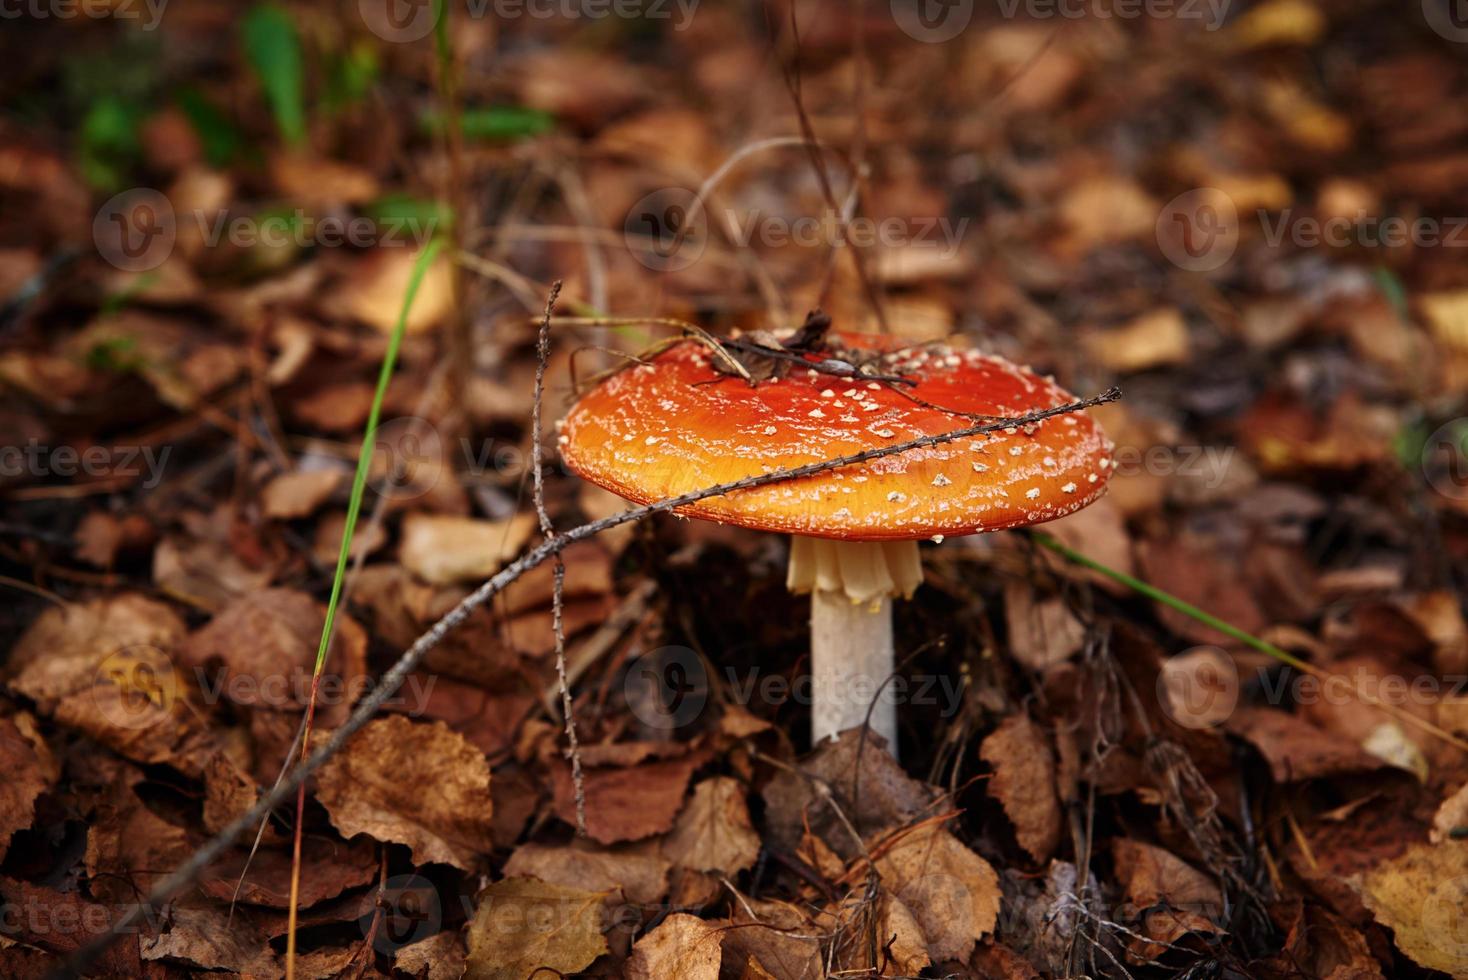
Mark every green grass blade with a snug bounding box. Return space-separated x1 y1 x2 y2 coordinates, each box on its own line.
242 4 307 147
1032 531 1312 673
309 239 444 674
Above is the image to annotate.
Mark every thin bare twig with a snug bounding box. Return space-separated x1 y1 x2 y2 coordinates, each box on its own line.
54 385 1119 978
530 281 586 836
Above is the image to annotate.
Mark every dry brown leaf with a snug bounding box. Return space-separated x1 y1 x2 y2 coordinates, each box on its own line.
7 593 213 775
661 776 761 874
980 715 1062 862
1227 707 1383 782
763 728 939 857
464 877 609 980
504 841 670 906
626 912 722 980
200 836 376 908
140 906 280 976
261 468 341 519
399 512 537 586
85 778 195 906
1004 586 1085 671
1358 840 1468 976
1432 781 1468 843
339 245 455 335
873 824 1001 963
1112 838 1224 960
723 898 824 980
395 931 466 980
315 716 494 870
180 587 367 725
0 714 53 861
552 751 705 845
1084 308 1191 373
201 750 259 836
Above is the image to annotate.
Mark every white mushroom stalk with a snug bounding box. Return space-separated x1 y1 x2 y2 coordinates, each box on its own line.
787 537 922 754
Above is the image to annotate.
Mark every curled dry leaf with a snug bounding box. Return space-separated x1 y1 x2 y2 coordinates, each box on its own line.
464 877 609 980
872 823 1001 963
724 897 824 980
1432 781 1468 843
1111 838 1224 960
626 912 723 980
314 716 494 871
661 776 761 874
980 714 1062 862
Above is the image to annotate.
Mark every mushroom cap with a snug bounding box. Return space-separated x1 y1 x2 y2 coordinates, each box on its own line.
560 331 1113 540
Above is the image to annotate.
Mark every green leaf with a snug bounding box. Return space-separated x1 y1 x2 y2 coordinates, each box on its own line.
242 4 307 147
360 194 453 236
323 40 379 113
419 105 553 142
1374 265 1411 323
77 96 145 191
176 88 244 167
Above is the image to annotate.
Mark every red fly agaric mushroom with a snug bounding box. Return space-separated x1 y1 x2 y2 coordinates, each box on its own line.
559 329 1112 756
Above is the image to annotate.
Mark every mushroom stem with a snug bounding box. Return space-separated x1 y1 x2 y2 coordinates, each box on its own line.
810 589 898 749
788 537 923 756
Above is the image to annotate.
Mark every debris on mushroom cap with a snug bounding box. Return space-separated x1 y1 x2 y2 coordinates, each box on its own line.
560 331 1114 540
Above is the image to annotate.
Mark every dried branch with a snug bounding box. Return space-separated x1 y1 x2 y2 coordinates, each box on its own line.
530 280 586 836
55 385 1120 977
